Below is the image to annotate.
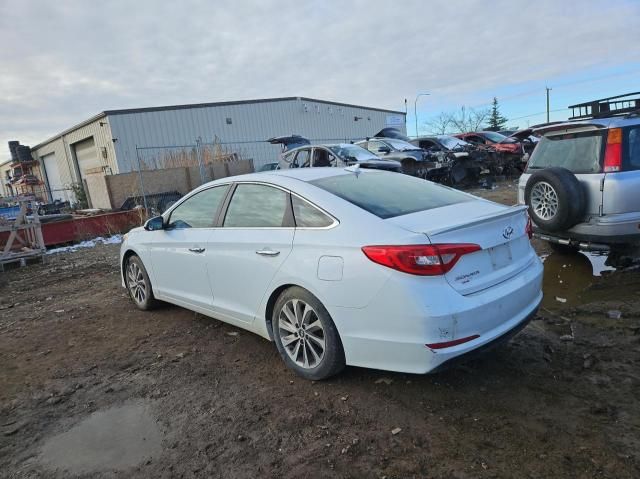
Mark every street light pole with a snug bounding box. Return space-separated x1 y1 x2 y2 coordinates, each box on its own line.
414 93 430 137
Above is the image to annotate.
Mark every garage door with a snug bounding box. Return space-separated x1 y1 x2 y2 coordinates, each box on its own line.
42 153 67 202
73 137 102 178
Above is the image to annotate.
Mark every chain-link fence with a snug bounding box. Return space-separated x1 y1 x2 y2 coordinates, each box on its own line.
126 136 358 216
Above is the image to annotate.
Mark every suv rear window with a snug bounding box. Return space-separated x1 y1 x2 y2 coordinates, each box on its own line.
310 172 472 219
624 126 640 170
527 130 605 174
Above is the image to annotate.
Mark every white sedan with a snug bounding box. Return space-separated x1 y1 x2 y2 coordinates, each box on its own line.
120 167 543 380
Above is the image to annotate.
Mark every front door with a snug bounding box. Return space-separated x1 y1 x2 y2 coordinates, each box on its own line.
148 184 229 311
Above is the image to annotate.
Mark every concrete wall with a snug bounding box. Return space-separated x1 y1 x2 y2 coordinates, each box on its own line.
105 159 254 209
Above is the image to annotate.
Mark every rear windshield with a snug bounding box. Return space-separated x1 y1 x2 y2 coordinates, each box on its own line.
527 130 605 174
310 172 472 219
624 126 640 170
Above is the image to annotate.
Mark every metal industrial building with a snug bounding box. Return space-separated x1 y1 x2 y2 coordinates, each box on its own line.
30 97 406 204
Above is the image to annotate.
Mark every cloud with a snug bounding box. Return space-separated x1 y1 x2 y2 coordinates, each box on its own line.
1 0 639 161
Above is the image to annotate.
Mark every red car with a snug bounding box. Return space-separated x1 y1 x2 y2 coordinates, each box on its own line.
454 131 523 156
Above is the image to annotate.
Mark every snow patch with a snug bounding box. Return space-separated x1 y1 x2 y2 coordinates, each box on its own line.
46 235 123 255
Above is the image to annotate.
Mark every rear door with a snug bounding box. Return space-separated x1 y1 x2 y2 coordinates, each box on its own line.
602 125 640 214
207 183 294 324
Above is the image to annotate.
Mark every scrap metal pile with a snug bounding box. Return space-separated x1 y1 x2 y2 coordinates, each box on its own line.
373 128 535 187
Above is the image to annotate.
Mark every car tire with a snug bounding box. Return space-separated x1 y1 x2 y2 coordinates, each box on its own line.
525 167 585 232
125 255 159 311
272 287 345 380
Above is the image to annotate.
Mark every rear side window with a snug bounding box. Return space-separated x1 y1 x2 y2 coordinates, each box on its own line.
311 172 472 219
527 130 605 174
167 185 228 228
292 195 334 227
224 184 289 227
624 127 640 170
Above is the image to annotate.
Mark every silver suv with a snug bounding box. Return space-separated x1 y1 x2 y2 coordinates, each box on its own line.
518 115 640 255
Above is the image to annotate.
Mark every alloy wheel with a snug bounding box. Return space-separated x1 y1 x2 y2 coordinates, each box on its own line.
278 299 325 369
530 181 559 220
127 261 147 304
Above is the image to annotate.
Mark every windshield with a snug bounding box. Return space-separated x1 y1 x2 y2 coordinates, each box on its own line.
311 171 472 219
527 130 605 174
437 135 470 150
328 145 379 162
482 131 513 143
383 138 422 151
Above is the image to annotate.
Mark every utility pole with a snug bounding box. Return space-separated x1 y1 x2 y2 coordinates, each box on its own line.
546 86 552 123
414 93 430 138
404 98 408 132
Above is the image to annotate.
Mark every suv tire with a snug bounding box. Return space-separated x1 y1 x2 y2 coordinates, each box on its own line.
525 167 585 232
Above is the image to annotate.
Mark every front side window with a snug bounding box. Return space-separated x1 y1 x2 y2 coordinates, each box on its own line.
365 140 386 153
167 185 229 228
293 149 311 168
527 130 605 174
292 195 334 227
224 184 289 227
311 171 472 219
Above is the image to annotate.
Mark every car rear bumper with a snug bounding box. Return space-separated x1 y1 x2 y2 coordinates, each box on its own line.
334 257 543 374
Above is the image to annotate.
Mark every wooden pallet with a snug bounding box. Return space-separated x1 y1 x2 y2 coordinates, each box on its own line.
0 197 46 271
0 252 45 272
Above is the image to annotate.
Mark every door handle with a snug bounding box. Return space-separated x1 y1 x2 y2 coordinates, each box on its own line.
256 249 280 257
188 247 205 253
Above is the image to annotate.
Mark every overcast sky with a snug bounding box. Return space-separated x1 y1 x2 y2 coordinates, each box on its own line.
1 0 639 162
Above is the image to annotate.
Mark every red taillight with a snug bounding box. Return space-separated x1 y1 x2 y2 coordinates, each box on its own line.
526 214 533 239
603 128 622 172
361 243 481 276
426 334 480 349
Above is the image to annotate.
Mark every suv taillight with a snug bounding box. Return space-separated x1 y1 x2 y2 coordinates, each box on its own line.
362 244 481 276
526 214 533 239
603 128 622 172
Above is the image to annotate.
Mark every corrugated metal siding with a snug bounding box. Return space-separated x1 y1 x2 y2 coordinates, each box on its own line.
109 98 406 171
30 117 117 187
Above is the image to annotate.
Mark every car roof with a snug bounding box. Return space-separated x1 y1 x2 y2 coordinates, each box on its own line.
284 143 358 153
203 166 377 188
533 115 640 134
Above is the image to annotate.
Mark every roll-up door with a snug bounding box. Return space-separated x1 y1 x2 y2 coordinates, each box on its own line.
41 153 67 201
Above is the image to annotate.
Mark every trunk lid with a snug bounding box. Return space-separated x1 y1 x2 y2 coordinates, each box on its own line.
387 202 534 295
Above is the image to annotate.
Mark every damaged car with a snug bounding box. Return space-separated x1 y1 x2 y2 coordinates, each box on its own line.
279 143 402 172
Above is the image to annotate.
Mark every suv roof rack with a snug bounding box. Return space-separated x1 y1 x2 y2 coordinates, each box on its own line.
568 92 640 120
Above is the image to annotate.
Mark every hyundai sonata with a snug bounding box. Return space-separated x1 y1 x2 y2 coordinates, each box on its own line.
120 168 543 380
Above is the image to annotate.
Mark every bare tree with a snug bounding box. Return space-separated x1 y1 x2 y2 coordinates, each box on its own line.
424 112 453 135
448 106 490 133
425 106 490 135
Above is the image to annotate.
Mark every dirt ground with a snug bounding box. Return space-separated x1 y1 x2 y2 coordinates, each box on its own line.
1 180 639 478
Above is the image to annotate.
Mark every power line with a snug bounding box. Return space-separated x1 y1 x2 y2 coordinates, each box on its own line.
509 108 569 121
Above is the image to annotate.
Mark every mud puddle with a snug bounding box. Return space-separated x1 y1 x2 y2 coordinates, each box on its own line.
541 251 620 310
38 400 162 474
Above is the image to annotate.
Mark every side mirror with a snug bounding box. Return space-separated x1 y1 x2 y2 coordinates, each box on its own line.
144 216 165 231
378 146 391 154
